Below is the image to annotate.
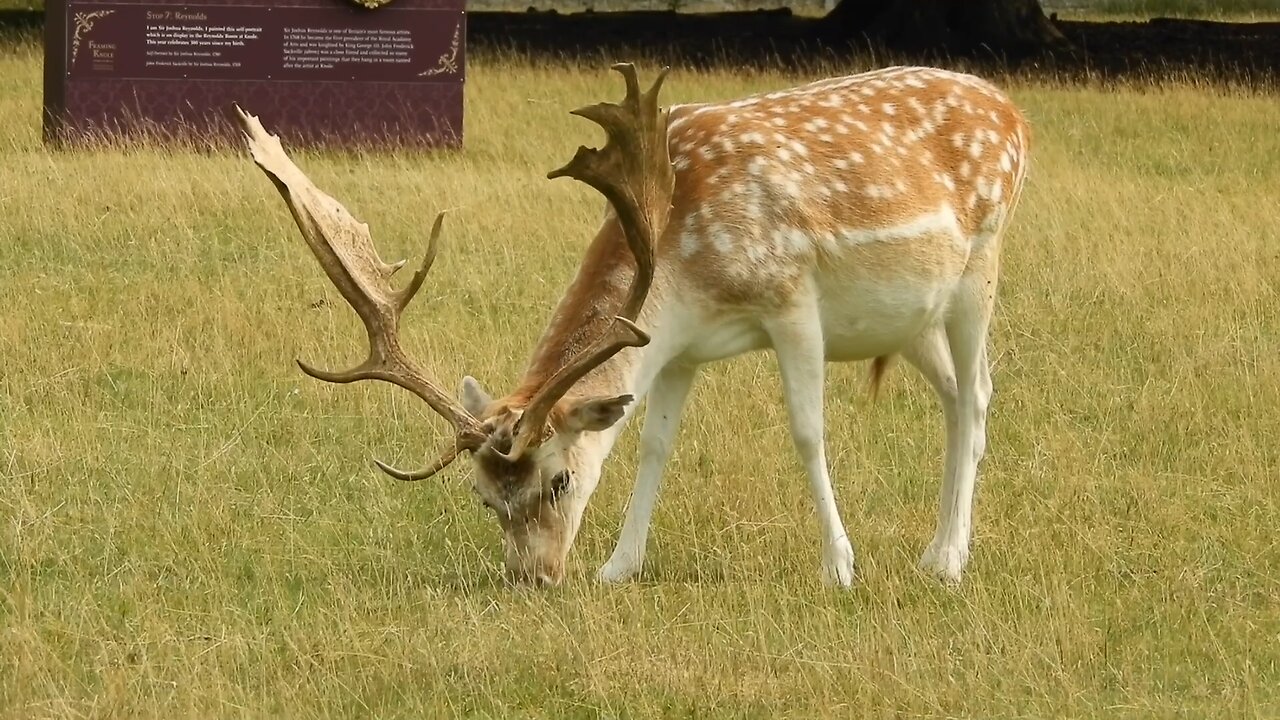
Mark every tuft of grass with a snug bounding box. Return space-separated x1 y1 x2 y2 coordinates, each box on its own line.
3 40 1280 719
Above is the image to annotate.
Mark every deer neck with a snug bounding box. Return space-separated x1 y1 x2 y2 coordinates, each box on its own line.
512 214 674 531
513 213 669 412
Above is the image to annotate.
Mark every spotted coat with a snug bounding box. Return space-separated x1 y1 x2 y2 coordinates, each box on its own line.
655 65 1030 309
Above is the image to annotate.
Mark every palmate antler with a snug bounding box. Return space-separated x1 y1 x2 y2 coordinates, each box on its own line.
234 105 487 480
236 62 674 477
499 63 676 462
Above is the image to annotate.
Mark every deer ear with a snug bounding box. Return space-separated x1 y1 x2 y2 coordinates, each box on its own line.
459 376 492 416
559 394 634 434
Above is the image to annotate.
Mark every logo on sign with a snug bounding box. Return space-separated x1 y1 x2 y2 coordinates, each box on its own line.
71 9 115 66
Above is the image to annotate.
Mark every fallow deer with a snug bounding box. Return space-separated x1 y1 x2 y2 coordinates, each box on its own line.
237 61 1030 587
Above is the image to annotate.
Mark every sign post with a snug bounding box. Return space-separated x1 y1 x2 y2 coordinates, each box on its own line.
43 0 465 147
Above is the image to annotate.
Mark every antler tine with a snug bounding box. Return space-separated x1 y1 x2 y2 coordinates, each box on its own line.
500 64 675 462
374 444 461 482
235 105 487 481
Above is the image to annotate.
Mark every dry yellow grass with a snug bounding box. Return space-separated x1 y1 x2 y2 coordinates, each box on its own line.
2 35 1279 718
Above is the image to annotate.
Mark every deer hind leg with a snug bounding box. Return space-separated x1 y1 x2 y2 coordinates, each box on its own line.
765 310 856 588
903 327 964 581
973 343 993 465
599 363 699 584
916 281 995 583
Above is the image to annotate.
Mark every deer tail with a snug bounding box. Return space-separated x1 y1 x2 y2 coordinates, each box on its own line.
868 355 894 401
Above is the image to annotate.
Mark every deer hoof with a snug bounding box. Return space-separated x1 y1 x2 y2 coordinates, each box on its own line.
919 542 969 584
598 553 643 584
822 536 856 588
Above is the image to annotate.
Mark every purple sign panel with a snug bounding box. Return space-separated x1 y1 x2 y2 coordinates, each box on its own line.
44 0 466 147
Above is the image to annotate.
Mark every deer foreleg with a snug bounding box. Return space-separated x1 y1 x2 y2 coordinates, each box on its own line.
599 363 699 583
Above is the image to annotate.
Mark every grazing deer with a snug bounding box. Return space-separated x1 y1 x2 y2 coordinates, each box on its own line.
237 61 1029 587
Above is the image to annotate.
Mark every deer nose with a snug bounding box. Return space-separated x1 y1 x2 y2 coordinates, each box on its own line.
505 567 564 588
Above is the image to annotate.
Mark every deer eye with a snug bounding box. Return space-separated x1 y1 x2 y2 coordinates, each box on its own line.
549 471 571 502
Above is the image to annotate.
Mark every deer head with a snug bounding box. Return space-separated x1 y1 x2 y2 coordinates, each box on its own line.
236 63 674 586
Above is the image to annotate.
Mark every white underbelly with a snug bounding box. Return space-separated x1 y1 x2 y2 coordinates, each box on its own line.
680 317 770 363
671 277 956 365
817 277 959 361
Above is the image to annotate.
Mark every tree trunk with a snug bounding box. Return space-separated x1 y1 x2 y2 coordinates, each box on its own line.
825 0 1071 59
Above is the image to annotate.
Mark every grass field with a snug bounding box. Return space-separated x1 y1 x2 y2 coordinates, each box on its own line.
3 28 1280 719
